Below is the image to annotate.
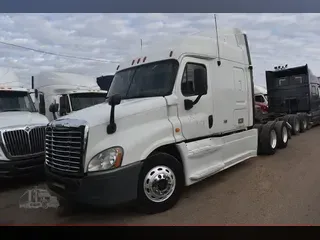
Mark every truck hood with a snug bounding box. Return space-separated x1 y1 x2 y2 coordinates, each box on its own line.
0 111 49 129
59 97 168 127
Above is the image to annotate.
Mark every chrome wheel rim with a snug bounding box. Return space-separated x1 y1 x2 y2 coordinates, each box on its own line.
270 129 277 149
282 126 288 143
144 165 176 203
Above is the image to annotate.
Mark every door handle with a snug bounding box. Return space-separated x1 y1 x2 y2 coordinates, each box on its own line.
208 115 213 129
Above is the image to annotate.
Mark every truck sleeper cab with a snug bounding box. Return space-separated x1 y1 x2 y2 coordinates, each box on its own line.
45 29 290 215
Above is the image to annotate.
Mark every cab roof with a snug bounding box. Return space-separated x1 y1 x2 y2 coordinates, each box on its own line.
34 71 101 89
116 28 249 72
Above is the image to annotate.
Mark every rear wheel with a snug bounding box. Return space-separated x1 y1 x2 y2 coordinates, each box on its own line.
288 115 300 135
137 153 184 214
259 121 278 155
298 114 307 133
275 121 289 149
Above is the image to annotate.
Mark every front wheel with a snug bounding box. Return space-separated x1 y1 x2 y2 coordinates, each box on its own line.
137 152 184 214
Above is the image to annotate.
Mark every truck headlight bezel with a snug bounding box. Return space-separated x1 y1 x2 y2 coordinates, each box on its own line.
87 146 124 172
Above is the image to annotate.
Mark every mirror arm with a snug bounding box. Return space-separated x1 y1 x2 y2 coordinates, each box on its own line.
107 105 117 134
192 94 203 105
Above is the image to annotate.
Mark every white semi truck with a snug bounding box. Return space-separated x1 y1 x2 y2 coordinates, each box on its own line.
32 72 108 122
44 29 291 215
0 68 49 178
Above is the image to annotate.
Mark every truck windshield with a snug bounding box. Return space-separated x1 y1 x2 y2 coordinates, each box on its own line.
107 59 179 99
70 92 108 111
0 91 37 112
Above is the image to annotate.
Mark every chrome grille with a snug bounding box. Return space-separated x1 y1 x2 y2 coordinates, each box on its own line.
45 123 86 176
2 127 46 157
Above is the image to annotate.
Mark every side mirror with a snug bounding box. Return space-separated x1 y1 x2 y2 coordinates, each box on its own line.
108 94 122 106
107 94 122 135
34 89 38 99
184 69 208 111
49 103 59 113
193 68 207 96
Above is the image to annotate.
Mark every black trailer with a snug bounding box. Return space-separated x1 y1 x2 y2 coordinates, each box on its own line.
262 64 320 135
96 75 114 91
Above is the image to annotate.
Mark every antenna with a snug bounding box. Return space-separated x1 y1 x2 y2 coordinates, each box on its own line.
140 39 143 52
214 14 221 66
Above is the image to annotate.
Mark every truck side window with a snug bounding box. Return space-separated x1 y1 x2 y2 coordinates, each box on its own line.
293 76 302 84
59 94 71 116
311 86 317 96
255 95 264 103
181 63 207 97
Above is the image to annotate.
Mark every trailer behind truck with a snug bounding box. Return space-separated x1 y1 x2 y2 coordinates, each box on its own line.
44 28 292 216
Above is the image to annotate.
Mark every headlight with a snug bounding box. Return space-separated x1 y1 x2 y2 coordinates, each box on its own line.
87 147 123 172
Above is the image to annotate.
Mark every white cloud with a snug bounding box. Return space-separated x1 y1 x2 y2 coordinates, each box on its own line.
0 13 320 87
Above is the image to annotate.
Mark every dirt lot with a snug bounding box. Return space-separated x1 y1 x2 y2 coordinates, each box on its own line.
1 126 320 225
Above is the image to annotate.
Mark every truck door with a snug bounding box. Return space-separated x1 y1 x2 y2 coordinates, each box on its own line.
176 57 214 140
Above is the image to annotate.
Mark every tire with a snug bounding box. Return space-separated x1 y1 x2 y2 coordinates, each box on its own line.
306 115 312 130
275 121 289 149
288 115 300 135
259 121 278 155
298 114 308 133
137 152 184 214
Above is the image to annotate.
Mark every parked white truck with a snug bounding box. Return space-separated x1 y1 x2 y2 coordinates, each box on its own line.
32 72 108 122
45 29 291 215
0 68 49 178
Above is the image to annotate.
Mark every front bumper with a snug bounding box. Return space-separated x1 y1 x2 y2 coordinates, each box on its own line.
45 161 143 207
0 155 45 178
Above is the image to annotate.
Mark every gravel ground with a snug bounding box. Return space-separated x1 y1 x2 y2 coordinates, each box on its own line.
1 126 320 225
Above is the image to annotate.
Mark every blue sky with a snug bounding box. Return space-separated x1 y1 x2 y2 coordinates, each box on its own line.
1 13 320 86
